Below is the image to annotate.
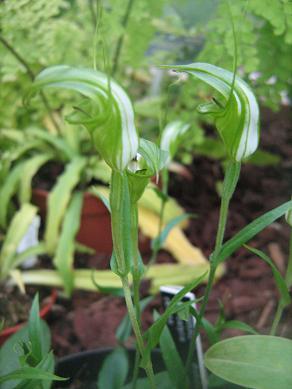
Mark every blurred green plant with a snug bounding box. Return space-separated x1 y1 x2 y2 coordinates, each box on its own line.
0 294 65 389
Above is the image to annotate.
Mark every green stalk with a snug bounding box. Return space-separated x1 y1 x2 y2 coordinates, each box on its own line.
111 0 135 76
121 276 157 389
270 229 292 335
186 161 241 374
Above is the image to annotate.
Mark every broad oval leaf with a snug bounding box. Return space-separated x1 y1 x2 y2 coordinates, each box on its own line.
205 335 292 389
28 65 139 171
97 347 129 389
161 63 260 162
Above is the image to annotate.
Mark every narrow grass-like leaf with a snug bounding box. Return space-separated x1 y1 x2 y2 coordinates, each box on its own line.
53 192 83 296
216 200 292 264
0 367 65 384
19 154 52 204
90 186 111 212
244 245 291 307
161 63 260 162
151 213 192 252
25 127 76 161
220 320 258 335
28 294 42 362
141 272 206 366
154 311 188 389
28 65 138 171
205 335 292 389
0 162 25 228
97 347 128 389
44 157 85 254
0 204 37 280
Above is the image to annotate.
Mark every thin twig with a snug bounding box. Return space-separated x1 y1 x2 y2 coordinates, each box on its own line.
0 35 61 133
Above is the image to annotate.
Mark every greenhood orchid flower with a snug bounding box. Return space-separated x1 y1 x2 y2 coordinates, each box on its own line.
161 63 260 162
27 65 139 171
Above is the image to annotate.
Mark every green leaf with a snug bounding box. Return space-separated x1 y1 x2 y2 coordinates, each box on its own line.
19 154 52 204
28 65 139 171
220 320 258 335
216 200 292 264
138 138 168 178
151 213 192 252
0 162 25 228
161 63 260 162
0 204 38 280
160 121 190 163
205 335 292 389
53 191 83 296
154 311 188 389
123 371 172 389
44 157 85 254
97 347 129 389
28 294 42 362
90 186 111 213
0 321 51 389
142 272 206 366
0 366 65 384
244 245 291 307
25 127 76 161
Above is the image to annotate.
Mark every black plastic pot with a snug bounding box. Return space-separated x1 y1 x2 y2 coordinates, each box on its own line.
54 348 165 389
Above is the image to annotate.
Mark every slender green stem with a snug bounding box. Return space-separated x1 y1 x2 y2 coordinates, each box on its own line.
131 351 140 389
121 276 156 389
270 229 292 335
186 161 240 375
0 35 61 133
111 0 135 76
285 230 292 288
270 303 284 336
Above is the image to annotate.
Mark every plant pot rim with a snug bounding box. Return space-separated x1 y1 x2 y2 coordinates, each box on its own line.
0 288 57 344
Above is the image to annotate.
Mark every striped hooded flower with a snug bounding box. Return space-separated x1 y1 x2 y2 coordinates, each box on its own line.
160 120 190 164
27 65 139 172
161 63 260 162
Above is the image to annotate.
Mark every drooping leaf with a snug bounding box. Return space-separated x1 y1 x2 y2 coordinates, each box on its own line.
205 335 292 389
90 186 111 213
160 121 190 164
0 162 25 228
18 154 52 204
161 63 260 162
244 245 291 307
25 127 76 161
220 320 258 335
0 366 64 384
44 157 85 254
216 200 292 264
53 192 83 296
0 204 37 280
28 65 139 171
97 347 129 389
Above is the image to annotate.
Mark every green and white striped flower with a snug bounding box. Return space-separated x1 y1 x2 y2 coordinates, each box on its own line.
161 63 260 162
28 65 138 171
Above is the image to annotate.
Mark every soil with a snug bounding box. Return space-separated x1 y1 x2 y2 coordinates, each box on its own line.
2 107 291 358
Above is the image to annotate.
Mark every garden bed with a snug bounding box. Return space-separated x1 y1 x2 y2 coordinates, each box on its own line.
42 106 292 357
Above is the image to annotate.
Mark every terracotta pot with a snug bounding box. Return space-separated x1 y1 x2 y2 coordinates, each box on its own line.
0 288 57 346
32 189 113 254
32 189 151 256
